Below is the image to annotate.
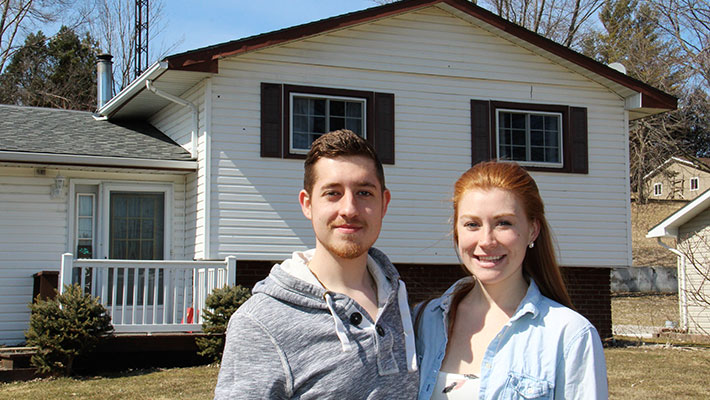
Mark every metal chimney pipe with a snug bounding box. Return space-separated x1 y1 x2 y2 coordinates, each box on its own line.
97 54 113 110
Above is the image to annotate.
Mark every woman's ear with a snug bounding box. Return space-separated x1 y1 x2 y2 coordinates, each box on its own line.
530 219 541 243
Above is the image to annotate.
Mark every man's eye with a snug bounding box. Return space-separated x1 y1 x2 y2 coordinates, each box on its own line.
325 191 340 197
358 190 373 197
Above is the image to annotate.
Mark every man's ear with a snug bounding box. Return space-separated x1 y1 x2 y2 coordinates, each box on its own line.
382 189 391 217
299 189 312 220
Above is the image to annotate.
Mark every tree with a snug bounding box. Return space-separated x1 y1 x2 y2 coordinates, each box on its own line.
0 0 85 73
580 0 692 203
88 0 175 92
0 25 98 110
652 0 710 90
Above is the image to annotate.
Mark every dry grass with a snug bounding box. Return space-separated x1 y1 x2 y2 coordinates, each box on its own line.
607 345 710 399
631 200 687 267
0 364 220 400
612 293 679 327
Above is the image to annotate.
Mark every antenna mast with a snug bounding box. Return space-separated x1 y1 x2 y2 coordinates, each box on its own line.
134 0 149 78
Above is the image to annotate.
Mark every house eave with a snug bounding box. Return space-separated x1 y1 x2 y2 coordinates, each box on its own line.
0 151 197 172
647 188 710 239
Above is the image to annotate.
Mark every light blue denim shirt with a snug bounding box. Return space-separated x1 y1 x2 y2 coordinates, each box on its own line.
415 278 608 400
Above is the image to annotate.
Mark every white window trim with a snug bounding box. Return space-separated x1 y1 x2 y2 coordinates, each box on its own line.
654 182 663 196
289 92 367 154
495 108 564 168
75 193 96 258
690 177 699 191
100 183 173 260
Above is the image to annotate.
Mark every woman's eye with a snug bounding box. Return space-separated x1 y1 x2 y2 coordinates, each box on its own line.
498 220 512 226
463 222 479 229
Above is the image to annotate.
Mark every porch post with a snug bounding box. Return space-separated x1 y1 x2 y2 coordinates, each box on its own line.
59 253 73 293
226 256 237 287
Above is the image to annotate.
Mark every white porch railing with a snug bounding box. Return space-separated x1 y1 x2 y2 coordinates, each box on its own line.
59 254 236 333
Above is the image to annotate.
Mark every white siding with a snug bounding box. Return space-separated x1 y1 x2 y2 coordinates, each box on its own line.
678 209 710 334
150 82 206 259
0 166 187 345
202 7 631 267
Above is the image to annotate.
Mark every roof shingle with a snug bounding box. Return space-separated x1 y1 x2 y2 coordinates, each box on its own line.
0 104 193 161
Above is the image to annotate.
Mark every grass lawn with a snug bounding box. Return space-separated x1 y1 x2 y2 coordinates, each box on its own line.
0 365 220 400
607 345 710 399
3 345 710 399
612 292 679 327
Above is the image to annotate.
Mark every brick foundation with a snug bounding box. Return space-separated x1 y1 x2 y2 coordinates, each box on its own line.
233 260 612 339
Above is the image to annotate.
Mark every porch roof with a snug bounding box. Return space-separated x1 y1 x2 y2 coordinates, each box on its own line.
0 105 196 170
647 188 710 239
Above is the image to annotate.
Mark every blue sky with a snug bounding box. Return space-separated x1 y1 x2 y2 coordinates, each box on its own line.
161 0 379 55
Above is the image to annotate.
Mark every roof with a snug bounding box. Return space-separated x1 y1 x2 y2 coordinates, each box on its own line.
647 188 710 238
643 156 710 180
99 0 676 120
0 104 196 170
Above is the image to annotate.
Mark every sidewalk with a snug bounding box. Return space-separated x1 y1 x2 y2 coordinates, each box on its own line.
612 324 662 339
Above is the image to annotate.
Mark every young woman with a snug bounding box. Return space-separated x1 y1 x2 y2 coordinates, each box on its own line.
416 161 607 399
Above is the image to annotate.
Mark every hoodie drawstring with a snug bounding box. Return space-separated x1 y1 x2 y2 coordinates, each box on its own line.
398 280 418 372
324 292 352 352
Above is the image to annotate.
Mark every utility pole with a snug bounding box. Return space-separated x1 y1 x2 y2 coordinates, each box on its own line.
134 0 149 78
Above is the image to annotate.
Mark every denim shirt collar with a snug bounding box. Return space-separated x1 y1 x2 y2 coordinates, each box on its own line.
436 277 542 323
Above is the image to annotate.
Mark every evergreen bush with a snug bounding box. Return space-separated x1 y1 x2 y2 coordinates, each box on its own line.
196 285 251 363
25 284 113 376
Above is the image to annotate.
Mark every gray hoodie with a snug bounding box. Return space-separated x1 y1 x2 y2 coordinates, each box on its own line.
214 248 419 399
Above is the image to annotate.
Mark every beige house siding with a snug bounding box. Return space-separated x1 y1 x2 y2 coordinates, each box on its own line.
647 161 710 201
678 208 710 334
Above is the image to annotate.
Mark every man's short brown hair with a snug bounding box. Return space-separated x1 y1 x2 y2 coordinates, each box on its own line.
304 129 386 194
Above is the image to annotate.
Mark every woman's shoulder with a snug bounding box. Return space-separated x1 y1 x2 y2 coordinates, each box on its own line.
534 295 598 335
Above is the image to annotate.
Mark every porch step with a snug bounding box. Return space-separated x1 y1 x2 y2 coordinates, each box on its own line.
0 347 36 370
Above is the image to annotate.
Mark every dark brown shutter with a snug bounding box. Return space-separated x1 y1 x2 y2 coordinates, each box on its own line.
471 100 491 165
374 92 395 165
261 83 283 158
569 106 588 174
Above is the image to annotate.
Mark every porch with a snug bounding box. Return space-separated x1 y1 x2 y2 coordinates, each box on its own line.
59 254 236 334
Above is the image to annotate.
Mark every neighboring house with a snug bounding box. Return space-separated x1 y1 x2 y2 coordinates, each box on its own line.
0 0 676 345
647 188 710 334
643 157 710 201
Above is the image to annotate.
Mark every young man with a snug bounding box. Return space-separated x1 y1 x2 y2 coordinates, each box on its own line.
214 130 419 399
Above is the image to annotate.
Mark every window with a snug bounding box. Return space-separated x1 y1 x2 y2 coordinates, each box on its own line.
290 94 365 153
76 194 95 259
497 109 562 167
471 100 587 173
654 183 662 196
690 177 699 191
261 83 395 163
109 192 165 260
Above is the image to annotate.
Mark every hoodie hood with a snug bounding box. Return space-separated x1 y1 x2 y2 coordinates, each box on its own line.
252 247 401 308
251 247 416 372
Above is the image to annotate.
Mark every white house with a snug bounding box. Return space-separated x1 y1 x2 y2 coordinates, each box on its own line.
0 0 676 345
647 188 710 334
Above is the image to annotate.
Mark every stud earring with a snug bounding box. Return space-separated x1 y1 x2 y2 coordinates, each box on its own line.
528 241 535 249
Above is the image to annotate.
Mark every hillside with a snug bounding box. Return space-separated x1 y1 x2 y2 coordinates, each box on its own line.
631 200 688 267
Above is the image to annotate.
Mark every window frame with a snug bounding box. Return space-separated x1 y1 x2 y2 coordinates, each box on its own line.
690 177 699 191
654 182 663 196
75 193 96 259
471 99 587 174
495 108 564 168
288 91 367 155
283 84 374 159
100 183 173 260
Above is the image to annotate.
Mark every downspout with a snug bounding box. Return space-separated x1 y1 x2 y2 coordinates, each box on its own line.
656 237 689 330
145 80 198 157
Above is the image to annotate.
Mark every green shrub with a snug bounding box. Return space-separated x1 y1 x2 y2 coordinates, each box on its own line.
196 285 251 363
25 284 113 376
